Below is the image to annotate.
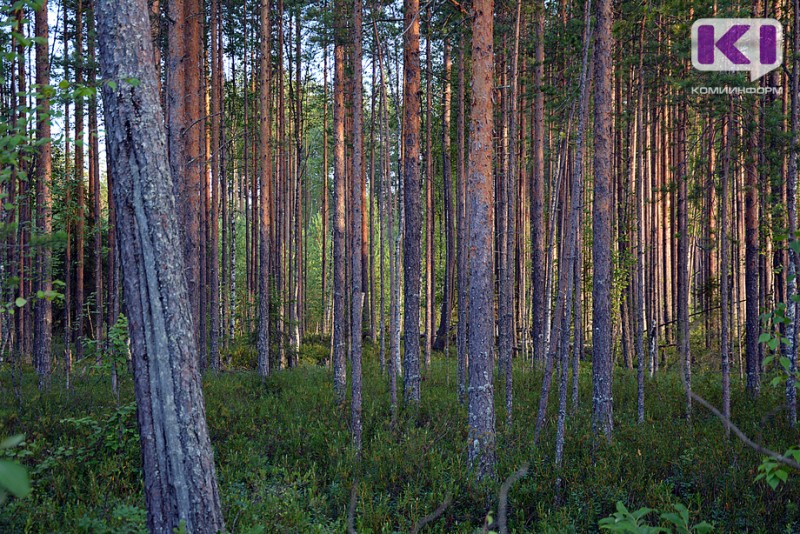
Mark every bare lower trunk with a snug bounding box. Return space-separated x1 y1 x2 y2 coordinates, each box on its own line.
592 0 614 440
466 0 496 481
34 1 53 389
96 1 224 530
403 0 422 403
257 0 272 378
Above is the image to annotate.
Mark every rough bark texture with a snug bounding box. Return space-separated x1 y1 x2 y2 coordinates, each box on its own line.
96 1 225 531
34 0 53 388
787 0 800 425
403 0 422 403
466 0 496 481
531 1 546 365
332 0 348 403
745 79 760 398
351 0 364 452
591 0 614 440
257 0 272 378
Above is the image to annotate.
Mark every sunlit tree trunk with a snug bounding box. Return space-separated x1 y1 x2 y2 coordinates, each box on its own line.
466 0 496 481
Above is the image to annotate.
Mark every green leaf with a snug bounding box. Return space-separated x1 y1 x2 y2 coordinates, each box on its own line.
0 435 24 449
0 460 30 498
14 297 26 308
759 333 773 344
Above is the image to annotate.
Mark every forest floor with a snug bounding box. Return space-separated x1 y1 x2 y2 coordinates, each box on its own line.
0 338 798 533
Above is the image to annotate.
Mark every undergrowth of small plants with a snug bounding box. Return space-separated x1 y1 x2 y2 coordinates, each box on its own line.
0 337 798 533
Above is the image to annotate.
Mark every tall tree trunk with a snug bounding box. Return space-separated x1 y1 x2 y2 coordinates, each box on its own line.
34 0 52 388
257 0 272 378
531 0 546 365
424 9 434 368
332 0 348 402
350 0 364 452
592 0 614 440
466 0 496 481
63 1 73 388
456 32 468 404
88 1 103 353
403 0 422 403
555 0 591 474
502 0 522 428
167 0 203 362
209 0 221 371
677 105 691 418
786 0 800 426
96 1 225 530
434 41 454 353
322 20 330 337
75 0 86 361
721 107 732 436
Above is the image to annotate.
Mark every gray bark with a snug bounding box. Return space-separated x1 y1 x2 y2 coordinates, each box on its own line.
96 0 225 530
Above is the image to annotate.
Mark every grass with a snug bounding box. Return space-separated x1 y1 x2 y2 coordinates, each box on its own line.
0 337 798 532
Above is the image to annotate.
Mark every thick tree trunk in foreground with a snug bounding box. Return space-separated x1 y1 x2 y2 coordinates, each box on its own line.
403 0 422 403
96 1 224 531
467 0 496 481
592 0 614 440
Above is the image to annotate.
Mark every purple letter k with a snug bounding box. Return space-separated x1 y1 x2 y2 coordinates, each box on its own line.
697 24 751 65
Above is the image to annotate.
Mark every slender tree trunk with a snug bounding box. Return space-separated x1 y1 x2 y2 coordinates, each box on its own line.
677 106 691 419
456 33 468 404
350 0 364 452
63 2 73 388
96 1 225 530
75 0 86 361
424 9 434 369
531 0 546 365
466 0 496 481
209 0 221 371
257 0 272 378
322 14 329 336
434 41 454 352
34 0 52 388
786 0 800 426
555 0 592 474
745 55 761 398
403 0 422 403
721 107 732 436
88 1 103 353
332 0 348 402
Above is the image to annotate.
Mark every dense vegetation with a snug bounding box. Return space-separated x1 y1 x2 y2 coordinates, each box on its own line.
1 0 799 530
2 340 800 532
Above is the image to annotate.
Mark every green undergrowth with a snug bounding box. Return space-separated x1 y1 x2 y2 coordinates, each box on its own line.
0 339 798 532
